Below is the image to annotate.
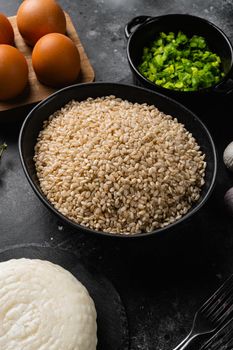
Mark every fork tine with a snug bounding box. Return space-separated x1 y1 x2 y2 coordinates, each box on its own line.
216 303 233 327
205 292 233 322
204 284 233 319
210 293 233 323
200 275 233 312
200 275 233 315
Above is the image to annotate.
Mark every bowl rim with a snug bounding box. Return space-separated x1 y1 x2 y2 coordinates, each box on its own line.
18 81 217 239
126 13 233 95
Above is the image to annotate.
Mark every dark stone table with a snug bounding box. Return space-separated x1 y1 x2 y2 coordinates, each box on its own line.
1 1 233 349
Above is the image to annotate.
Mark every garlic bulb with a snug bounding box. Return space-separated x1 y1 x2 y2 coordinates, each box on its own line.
223 141 233 171
224 187 233 217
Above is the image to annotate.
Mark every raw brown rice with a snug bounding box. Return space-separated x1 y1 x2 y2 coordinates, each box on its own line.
34 96 206 235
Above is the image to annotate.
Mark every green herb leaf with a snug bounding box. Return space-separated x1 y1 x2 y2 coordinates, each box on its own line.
0 143 7 159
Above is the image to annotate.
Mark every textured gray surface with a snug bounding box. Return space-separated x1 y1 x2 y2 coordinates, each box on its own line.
1 1 233 349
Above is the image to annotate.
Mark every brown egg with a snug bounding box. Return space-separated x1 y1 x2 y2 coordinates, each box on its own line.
17 0 66 46
32 33 81 88
0 13 14 45
0 45 28 101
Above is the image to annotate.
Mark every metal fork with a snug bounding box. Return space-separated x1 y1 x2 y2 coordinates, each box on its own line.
173 274 233 350
201 317 233 350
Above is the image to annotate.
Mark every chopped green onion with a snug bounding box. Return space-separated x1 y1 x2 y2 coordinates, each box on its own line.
138 31 225 91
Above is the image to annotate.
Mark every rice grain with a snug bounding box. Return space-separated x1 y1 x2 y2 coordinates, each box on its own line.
34 96 206 235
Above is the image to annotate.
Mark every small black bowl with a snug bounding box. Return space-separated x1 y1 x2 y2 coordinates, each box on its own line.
19 82 217 239
125 14 233 103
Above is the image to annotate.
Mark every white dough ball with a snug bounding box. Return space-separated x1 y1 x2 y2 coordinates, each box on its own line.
0 258 97 350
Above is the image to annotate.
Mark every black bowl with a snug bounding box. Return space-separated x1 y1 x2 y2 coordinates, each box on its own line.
125 14 233 103
19 82 217 238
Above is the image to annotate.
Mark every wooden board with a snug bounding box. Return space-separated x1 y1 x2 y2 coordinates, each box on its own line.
0 13 95 112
